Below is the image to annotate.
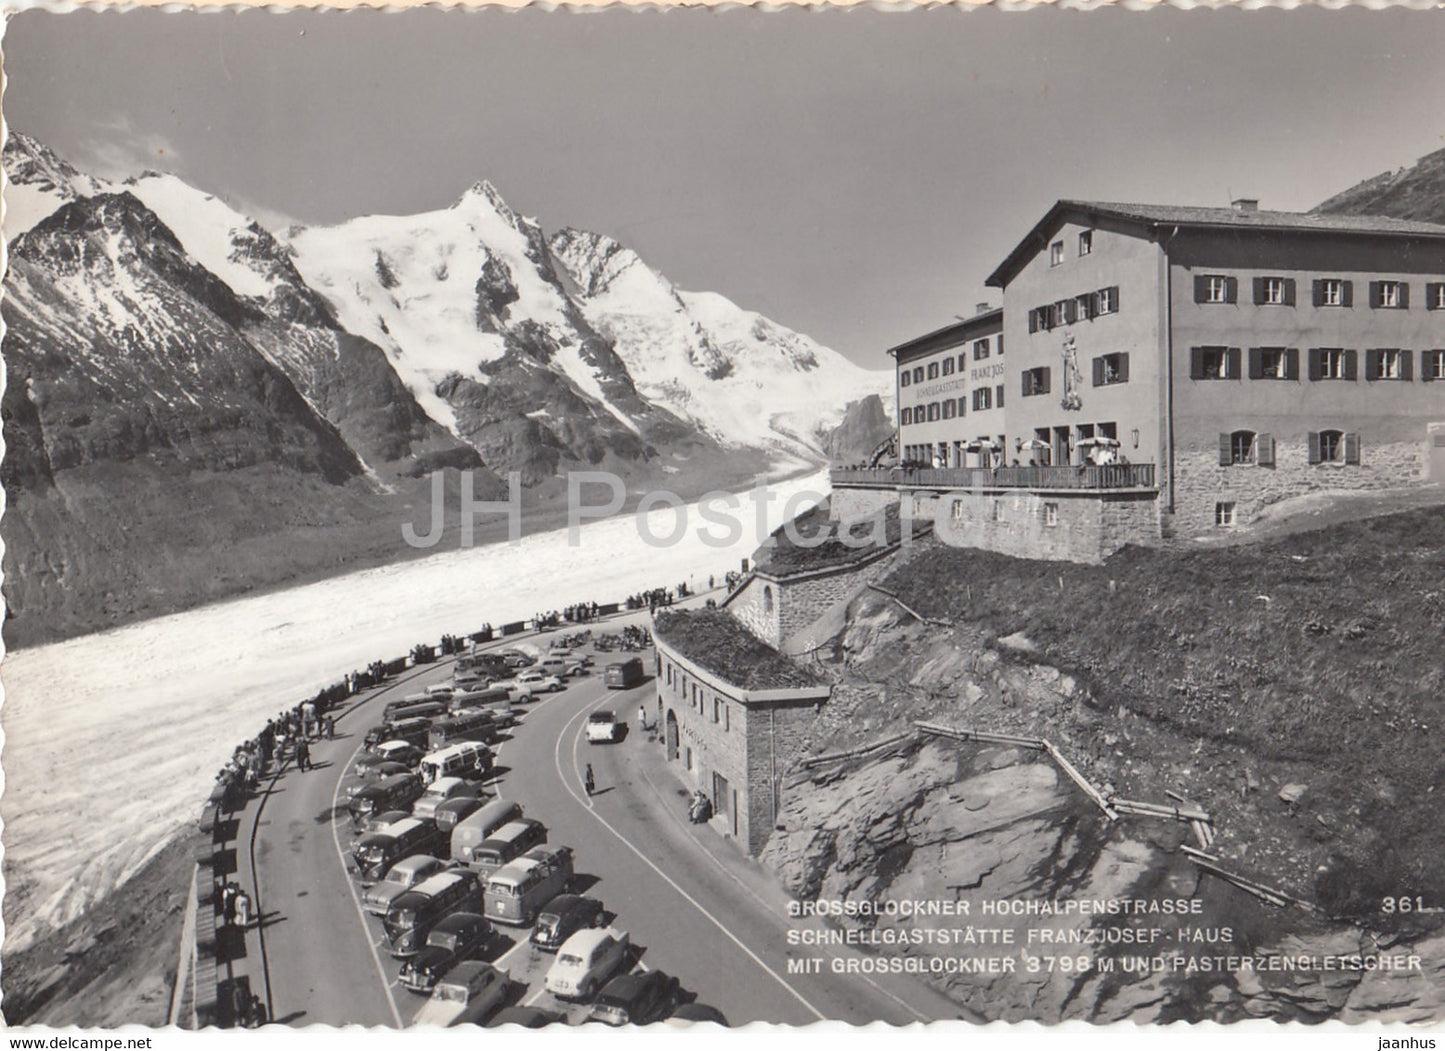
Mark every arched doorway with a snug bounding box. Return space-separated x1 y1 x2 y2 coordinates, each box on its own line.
665 709 679 762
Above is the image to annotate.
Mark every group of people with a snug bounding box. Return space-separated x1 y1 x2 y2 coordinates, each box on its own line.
623 587 676 613
230 984 267 1029
596 625 652 652
534 602 602 630
217 880 255 929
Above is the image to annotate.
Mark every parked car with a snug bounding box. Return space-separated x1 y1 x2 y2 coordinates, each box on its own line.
564 659 591 678
348 810 411 851
515 671 564 693
361 854 454 916
544 927 630 1001
412 961 510 1026
588 970 682 1026
586 711 622 744
530 894 605 953
411 777 483 821
667 1002 730 1026
487 1006 565 1028
345 761 412 798
399 912 494 994
501 652 534 670
354 741 423 778
352 817 445 882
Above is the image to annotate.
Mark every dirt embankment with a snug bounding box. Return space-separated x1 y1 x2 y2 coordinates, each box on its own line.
757 577 1445 1022
3 830 197 1026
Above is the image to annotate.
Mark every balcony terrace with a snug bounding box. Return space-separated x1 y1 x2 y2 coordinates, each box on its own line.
831 463 1157 492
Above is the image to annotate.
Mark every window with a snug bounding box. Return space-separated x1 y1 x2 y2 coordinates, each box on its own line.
1313 278 1352 308
1228 430 1256 465
1425 350 1445 381
927 402 941 422
1429 283 1445 311
1050 241 1064 267
1022 366 1051 397
900 407 912 426
973 387 992 412
1078 231 1093 256
1094 287 1118 316
899 370 911 388
1367 349 1412 381
1195 274 1237 304
1053 301 1073 327
1310 429 1360 466
1308 347 1356 381
913 367 924 384
957 395 968 417
1253 276 1295 306
1215 502 1236 528
942 399 956 419
1092 353 1129 386
942 357 955 376
973 339 991 361
957 353 967 373
927 362 940 380
1075 293 1095 322
1043 502 1059 527
951 499 966 521
991 500 1004 522
763 585 774 613
1249 347 1296 380
1190 346 1240 380
995 384 1005 409
997 334 1004 356
1029 306 1053 333
713 697 721 725
1371 281 1408 309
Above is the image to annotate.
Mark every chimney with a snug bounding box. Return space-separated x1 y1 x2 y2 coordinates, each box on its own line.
975 302 991 316
1231 198 1259 213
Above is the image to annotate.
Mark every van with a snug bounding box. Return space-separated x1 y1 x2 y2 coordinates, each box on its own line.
365 716 432 751
450 800 524 865
348 772 426 828
470 819 548 878
484 845 575 926
604 657 645 689
384 869 483 956
420 741 493 784
352 817 444 881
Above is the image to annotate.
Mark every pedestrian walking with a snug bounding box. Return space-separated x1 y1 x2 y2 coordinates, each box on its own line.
222 882 239 927
584 764 596 797
235 888 253 928
638 704 648 734
295 738 311 772
324 715 336 739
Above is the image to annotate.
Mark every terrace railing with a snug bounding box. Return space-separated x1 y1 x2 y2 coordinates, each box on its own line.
830 463 1157 491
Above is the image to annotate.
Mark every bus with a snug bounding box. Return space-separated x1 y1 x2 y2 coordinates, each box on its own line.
447 687 510 713
419 741 493 783
428 710 500 750
470 819 547 878
450 800 523 865
382 698 449 724
604 657 645 689
484 845 575 926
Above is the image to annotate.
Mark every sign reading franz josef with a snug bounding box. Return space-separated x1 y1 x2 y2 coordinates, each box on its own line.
1 2 1442 1041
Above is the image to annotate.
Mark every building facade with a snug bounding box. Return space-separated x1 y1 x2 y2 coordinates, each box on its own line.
893 306 1005 468
653 614 829 855
836 199 1445 555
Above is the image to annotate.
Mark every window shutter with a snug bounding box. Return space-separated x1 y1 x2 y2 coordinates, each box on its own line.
1227 347 1242 379
1307 431 1322 464
958 396 967 417
1345 433 1361 465
1342 281 1354 308
1401 349 1414 381
1370 281 1383 308
997 334 1004 356
1424 354 1437 383
1252 277 1266 305
1312 280 1325 307
1041 367 1051 394
1028 310 1039 334
1400 283 1411 309
1257 434 1275 467
1023 373 1031 397
1117 353 1129 382
1064 299 1077 324
1247 347 1263 380
1344 349 1358 381
1307 348 1322 381
1218 433 1231 466
1286 348 1300 381
996 386 1004 408
1107 286 1119 312
1365 349 1380 380
1194 275 1208 303
1283 279 1296 307
1428 283 1444 310
1190 347 1205 380
1225 277 1238 304
1092 357 1104 387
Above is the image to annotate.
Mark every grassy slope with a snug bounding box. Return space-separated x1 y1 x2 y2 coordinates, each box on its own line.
876 505 1445 916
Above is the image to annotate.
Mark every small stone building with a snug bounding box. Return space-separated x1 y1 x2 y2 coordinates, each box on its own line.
652 609 830 855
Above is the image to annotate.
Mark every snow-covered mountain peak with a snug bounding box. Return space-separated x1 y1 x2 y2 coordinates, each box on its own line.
551 226 679 305
3 132 112 239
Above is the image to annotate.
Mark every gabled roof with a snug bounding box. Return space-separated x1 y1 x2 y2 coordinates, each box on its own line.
985 199 1445 289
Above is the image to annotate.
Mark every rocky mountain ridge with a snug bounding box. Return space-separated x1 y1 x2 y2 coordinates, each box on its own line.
1313 143 1445 225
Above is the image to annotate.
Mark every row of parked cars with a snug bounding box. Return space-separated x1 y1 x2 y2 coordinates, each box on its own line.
339 649 725 1026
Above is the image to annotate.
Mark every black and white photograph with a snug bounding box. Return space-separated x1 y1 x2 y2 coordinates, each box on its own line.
1 3 1443 1037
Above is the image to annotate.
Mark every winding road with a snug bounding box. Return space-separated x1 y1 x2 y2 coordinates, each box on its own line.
238 619 968 1026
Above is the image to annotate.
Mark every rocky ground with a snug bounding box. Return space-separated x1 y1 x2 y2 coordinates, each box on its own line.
759 578 1445 1023
3 830 196 1026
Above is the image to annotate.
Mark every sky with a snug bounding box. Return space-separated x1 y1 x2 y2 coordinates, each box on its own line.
4 7 1445 367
